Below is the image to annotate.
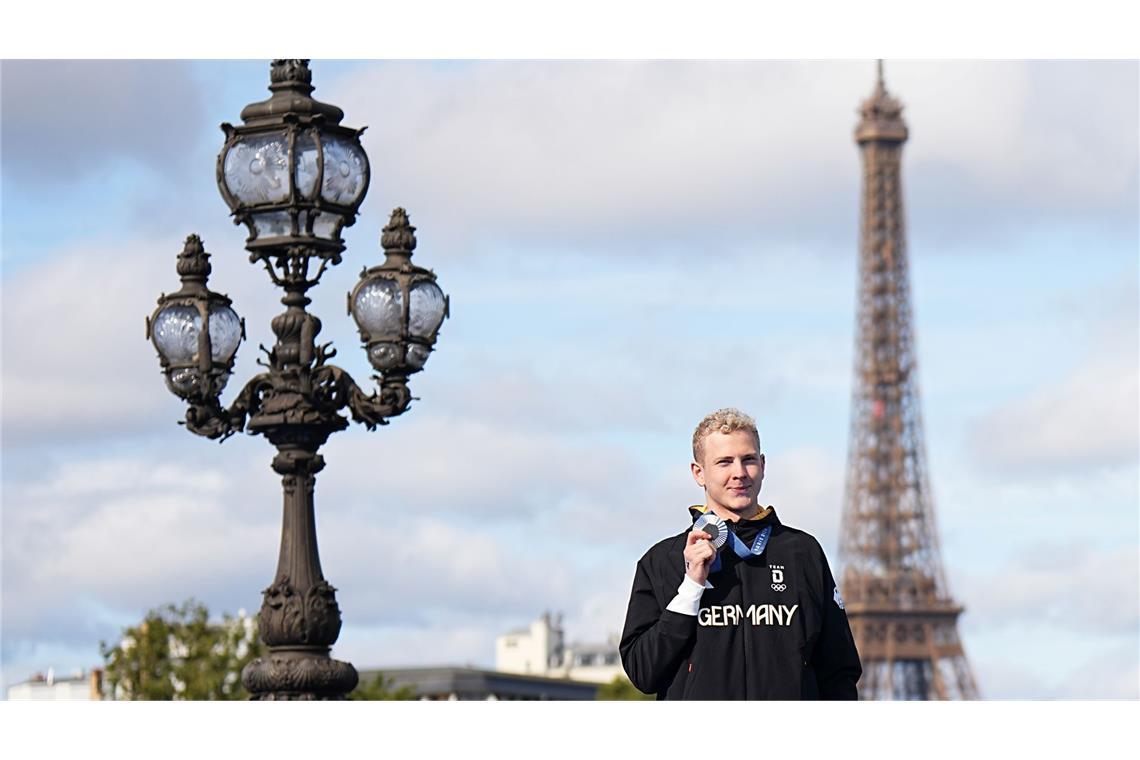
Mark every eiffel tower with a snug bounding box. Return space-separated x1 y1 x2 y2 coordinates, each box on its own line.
837 62 980 700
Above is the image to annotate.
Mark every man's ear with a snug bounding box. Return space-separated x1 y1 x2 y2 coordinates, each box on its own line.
758 453 766 481
691 461 706 488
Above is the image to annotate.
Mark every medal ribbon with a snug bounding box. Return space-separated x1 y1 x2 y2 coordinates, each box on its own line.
709 524 771 573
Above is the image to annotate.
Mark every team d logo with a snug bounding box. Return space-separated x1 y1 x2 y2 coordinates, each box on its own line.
770 564 786 592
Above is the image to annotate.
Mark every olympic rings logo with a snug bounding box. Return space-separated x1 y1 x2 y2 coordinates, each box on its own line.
771 583 786 592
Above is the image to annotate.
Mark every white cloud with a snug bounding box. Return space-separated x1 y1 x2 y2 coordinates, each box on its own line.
955 544 1139 637
0 60 206 184
761 446 845 557
18 458 228 501
968 279 1139 476
422 356 671 435
333 60 864 250
323 511 578 626
969 631 1139 699
971 659 1050 700
969 356 1138 475
569 586 634 648
900 61 1137 211
317 413 642 519
1054 643 1140 699
321 60 1136 255
1 453 276 651
2 239 172 438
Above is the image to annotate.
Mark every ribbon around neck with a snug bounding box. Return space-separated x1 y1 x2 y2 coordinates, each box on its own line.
709 524 771 574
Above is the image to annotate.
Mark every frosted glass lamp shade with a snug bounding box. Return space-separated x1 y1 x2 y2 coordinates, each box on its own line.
152 305 201 363
352 279 403 337
294 131 319 200
367 342 401 371
408 281 447 339
207 304 242 362
152 303 241 364
222 132 291 204
167 367 200 395
406 344 431 371
251 211 292 239
320 135 368 206
319 133 367 205
310 211 340 240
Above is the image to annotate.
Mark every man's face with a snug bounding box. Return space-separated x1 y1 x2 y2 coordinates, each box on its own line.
691 430 765 518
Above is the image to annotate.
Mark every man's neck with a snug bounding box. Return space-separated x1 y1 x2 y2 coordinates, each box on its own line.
707 502 760 523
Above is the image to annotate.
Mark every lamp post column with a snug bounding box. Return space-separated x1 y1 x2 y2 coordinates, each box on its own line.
241 446 357 700
148 59 449 702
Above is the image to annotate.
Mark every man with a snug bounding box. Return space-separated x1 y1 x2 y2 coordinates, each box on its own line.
620 408 861 699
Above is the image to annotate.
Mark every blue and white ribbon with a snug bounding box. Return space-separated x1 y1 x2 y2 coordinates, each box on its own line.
710 525 772 573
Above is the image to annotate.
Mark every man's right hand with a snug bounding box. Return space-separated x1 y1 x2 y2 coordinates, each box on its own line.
684 530 716 585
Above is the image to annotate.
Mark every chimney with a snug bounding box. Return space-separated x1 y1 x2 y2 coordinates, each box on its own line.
90 668 104 700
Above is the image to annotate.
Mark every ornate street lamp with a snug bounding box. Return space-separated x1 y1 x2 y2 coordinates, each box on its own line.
147 59 448 700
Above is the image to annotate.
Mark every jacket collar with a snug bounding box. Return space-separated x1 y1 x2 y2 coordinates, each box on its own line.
688 504 780 527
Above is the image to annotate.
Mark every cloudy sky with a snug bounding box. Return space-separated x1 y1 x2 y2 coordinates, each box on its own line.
1 59 1137 699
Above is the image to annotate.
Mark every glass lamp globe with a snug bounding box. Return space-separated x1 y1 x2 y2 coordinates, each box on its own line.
216 60 370 255
152 303 242 364
147 236 244 400
349 208 448 375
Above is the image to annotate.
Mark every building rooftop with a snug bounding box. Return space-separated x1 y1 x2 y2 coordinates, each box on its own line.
358 666 599 701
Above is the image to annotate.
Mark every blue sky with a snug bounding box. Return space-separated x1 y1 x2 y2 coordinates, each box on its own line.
1 59 1137 699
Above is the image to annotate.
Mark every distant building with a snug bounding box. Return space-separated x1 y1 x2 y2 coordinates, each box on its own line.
7 669 104 700
496 611 565 675
358 666 598 700
560 640 624 683
495 611 625 684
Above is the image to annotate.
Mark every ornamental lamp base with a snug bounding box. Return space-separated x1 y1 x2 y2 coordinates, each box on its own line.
241 648 358 700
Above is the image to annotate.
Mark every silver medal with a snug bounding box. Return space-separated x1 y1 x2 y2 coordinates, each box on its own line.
692 512 728 549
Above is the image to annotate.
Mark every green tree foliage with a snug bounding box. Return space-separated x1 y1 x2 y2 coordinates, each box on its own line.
99 599 264 700
596 675 653 700
350 672 418 700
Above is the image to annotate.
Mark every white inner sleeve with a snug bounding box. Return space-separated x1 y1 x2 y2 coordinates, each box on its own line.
665 574 713 616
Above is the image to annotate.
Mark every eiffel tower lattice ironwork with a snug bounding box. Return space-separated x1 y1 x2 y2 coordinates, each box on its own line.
837 63 979 700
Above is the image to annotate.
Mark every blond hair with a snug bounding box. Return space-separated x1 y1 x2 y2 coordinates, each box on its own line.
692 408 760 463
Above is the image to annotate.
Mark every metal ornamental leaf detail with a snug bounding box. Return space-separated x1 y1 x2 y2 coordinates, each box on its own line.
259 577 341 648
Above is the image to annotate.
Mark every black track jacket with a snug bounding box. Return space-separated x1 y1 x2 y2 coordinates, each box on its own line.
620 507 861 700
